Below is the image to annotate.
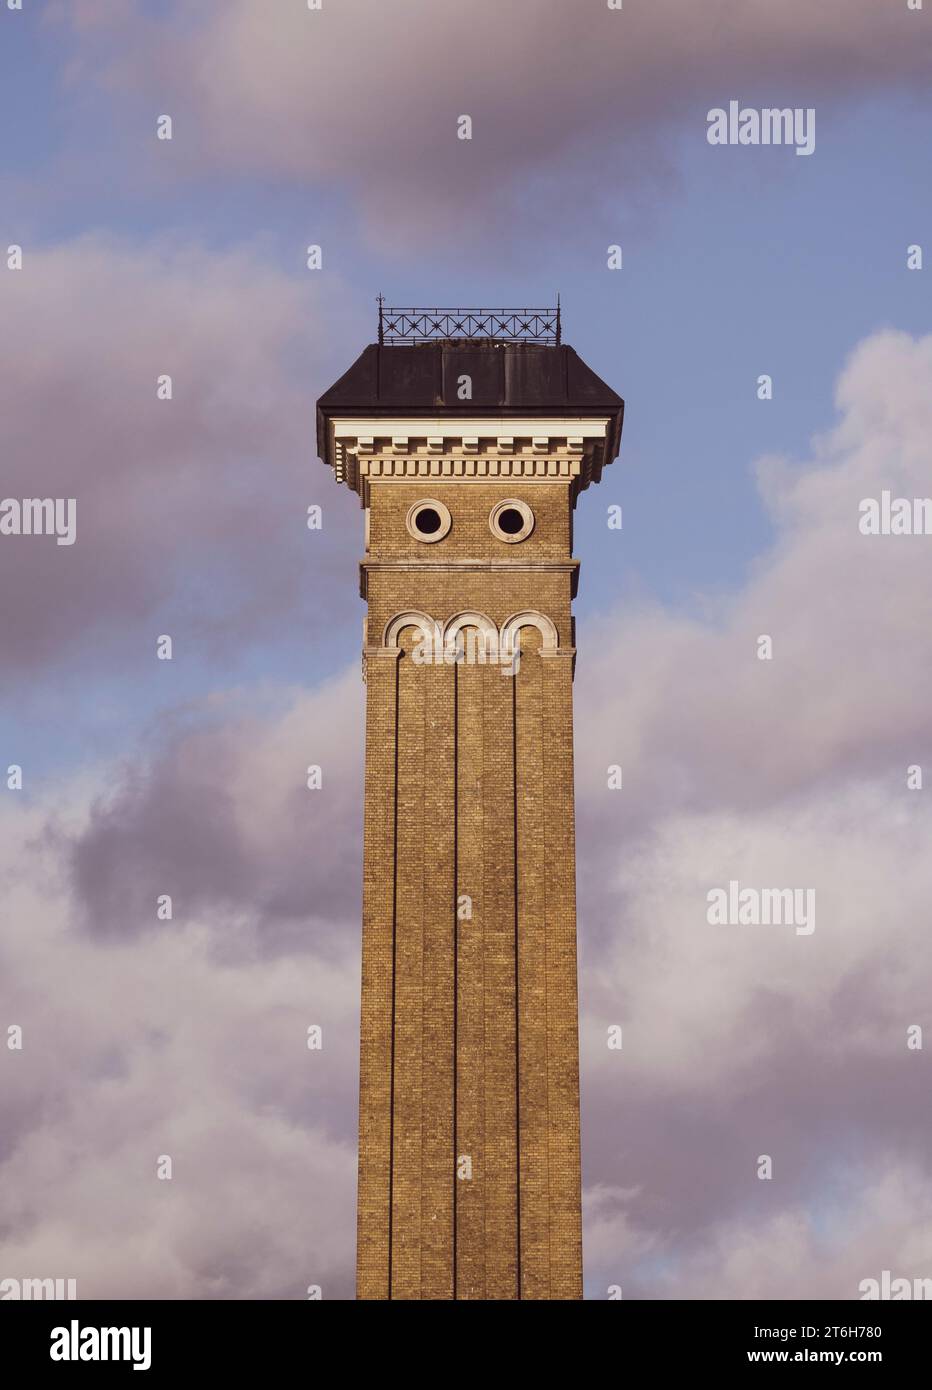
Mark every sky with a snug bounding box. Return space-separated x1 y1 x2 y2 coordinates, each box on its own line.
1 0 931 1300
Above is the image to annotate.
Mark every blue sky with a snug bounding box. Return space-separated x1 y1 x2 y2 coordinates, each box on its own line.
5 13 928 779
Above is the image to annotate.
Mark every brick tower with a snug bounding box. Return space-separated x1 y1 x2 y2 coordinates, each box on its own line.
317 306 624 1300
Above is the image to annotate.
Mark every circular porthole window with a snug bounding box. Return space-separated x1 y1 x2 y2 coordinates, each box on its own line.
489 498 534 543
406 498 452 543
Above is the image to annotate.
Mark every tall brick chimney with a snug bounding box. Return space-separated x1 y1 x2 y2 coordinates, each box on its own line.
317 306 624 1299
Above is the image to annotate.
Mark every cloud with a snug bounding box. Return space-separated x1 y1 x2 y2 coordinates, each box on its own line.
68 669 364 951
577 330 932 821
1 674 363 1299
585 1164 932 1300
4 328 931 1298
576 330 932 1296
0 236 362 689
43 1 932 241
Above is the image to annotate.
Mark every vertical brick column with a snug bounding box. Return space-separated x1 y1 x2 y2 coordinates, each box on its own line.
356 646 400 1300
390 632 430 1298
541 647 583 1299
481 658 519 1298
454 655 486 1296
514 629 552 1298
419 653 456 1298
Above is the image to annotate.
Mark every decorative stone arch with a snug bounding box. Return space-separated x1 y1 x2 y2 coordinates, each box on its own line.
383 610 441 653
443 610 499 662
500 610 559 654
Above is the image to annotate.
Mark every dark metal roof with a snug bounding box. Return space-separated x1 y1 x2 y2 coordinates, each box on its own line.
316 341 624 466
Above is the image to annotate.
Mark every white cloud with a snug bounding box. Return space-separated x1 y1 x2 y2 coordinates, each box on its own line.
4 328 931 1298
578 330 932 1296
0 236 361 678
45 1 932 239
0 677 363 1299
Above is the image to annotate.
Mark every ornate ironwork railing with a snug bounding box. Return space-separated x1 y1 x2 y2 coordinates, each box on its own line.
377 299 561 346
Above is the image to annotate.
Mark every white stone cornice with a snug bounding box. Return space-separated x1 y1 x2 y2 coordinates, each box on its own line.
327 416 612 501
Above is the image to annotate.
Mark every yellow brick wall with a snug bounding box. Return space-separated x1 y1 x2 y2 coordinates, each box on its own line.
367 480 571 562
355 475 582 1301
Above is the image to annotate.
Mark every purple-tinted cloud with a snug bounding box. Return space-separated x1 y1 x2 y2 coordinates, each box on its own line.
42 1 932 242
576 330 932 1296
3 330 931 1298
0 237 362 688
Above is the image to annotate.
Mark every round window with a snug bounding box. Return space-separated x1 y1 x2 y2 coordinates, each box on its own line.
414 506 442 534
406 498 452 543
489 498 534 543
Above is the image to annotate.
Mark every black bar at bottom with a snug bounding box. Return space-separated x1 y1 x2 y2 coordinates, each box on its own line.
1 1297 926 1376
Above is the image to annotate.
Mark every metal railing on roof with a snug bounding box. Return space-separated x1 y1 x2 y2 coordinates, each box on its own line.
377 298 561 346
